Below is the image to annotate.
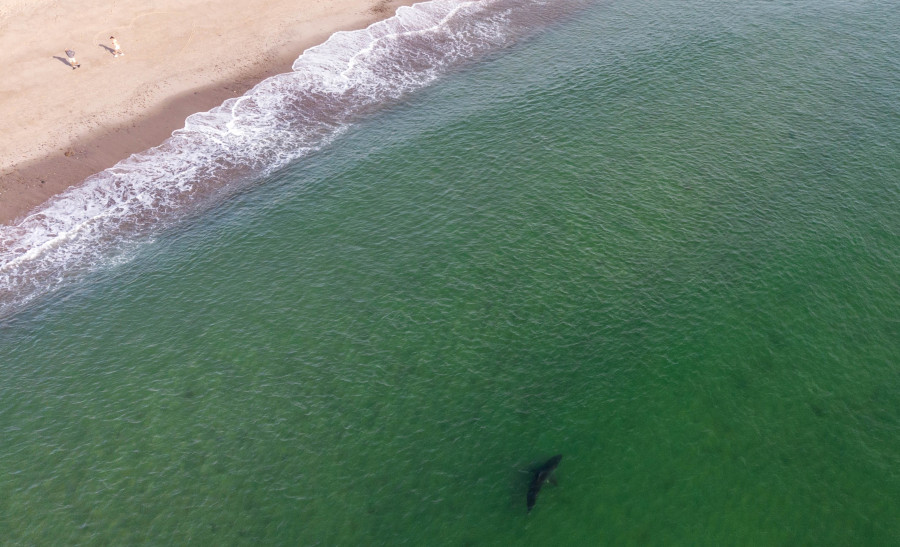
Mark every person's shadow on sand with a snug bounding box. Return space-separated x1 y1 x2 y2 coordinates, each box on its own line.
98 44 116 55
52 56 72 67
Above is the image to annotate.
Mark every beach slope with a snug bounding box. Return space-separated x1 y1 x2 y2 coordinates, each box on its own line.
0 0 415 224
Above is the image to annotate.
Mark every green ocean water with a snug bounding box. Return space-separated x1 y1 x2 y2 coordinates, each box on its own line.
2 0 900 543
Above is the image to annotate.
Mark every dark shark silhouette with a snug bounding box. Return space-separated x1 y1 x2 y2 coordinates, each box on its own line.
527 454 562 512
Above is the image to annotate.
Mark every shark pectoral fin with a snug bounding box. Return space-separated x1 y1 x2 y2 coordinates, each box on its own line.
549 474 558 486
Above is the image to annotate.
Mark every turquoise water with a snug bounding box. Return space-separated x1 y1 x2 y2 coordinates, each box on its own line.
2 0 900 543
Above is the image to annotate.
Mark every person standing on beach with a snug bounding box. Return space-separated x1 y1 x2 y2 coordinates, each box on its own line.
110 36 124 57
65 49 81 69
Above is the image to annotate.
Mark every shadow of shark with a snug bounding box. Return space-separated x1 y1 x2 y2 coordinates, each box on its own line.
527 454 562 512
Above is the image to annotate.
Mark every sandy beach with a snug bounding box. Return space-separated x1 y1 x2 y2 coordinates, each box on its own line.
0 0 417 225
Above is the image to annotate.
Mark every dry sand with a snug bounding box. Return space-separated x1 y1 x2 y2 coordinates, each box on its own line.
0 0 418 225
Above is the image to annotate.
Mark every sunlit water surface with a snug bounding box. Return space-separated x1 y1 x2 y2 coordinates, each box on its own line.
2 0 899 543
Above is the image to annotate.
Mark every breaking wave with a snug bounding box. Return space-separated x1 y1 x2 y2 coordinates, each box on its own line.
0 0 587 318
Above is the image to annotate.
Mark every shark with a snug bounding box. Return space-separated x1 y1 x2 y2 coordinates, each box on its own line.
527 454 562 512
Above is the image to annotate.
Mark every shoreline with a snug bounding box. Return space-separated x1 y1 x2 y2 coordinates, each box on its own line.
0 0 417 226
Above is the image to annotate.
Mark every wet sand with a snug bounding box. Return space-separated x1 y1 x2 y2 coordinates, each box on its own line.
0 0 416 225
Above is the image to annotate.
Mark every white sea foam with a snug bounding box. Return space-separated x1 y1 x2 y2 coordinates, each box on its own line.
0 0 584 318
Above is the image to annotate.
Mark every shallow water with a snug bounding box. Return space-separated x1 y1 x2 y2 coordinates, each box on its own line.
2 0 899 543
